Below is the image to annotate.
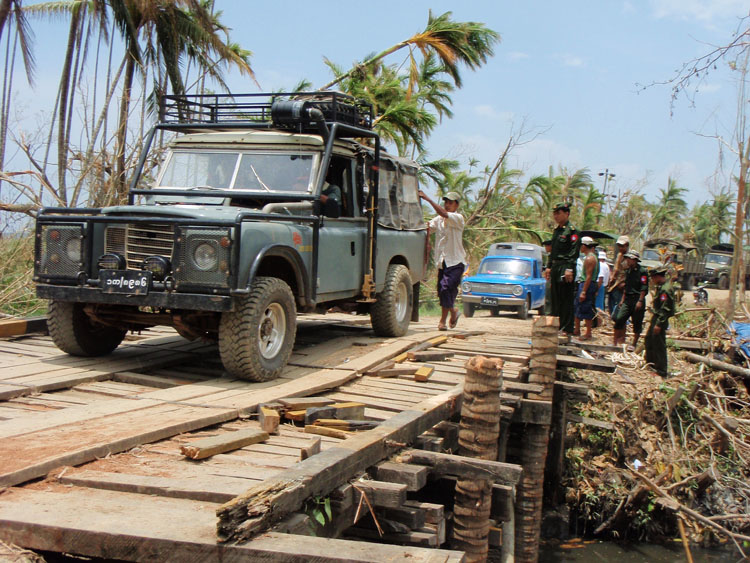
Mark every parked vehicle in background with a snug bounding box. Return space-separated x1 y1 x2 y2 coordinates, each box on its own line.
693 282 709 305
33 92 427 382
701 243 750 289
641 239 704 289
461 242 546 319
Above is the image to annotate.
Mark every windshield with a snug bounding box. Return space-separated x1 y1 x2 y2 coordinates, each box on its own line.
478 258 532 277
706 253 732 266
157 150 315 193
641 249 661 261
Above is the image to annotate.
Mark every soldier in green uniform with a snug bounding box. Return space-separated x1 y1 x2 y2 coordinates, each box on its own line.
548 202 580 334
613 250 648 349
542 239 553 315
645 266 676 377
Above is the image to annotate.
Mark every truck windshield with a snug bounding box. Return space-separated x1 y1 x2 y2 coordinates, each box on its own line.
157 150 315 193
479 258 532 277
641 249 661 261
706 253 732 265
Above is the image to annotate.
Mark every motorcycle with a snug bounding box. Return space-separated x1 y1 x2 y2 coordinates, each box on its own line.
693 282 709 306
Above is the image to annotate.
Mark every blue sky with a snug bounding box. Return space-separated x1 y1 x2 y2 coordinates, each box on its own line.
16 0 750 207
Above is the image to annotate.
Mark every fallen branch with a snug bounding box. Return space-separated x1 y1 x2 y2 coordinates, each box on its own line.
631 469 750 545
683 352 750 380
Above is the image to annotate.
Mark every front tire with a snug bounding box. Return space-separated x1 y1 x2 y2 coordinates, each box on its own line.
219 277 296 381
463 302 475 318
371 264 413 337
48 300 126 356
517 296 530 320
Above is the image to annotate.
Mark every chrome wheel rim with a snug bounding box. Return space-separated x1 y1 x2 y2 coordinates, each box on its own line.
395 282 408 321
258 302 286 359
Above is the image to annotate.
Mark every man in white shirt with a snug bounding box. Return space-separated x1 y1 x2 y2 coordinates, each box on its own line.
596 249 610 311
419 190 467 330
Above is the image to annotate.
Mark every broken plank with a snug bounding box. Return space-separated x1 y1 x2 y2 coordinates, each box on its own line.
408 350 454 362
304 425 352 440
373 366 419 378
277 397 335 410
303 402 366 424
180 429 269 460
566 413 615 430
217 385 463 542
312 419 380 431
300 437 321 461
258 406 280 434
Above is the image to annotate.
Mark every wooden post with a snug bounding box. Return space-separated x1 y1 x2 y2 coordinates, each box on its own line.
515 315 558 562
527 316 559 400
452 356 503 562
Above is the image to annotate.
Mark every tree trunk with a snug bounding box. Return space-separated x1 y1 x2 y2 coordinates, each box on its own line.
452 355 503 562
114 55 135 203
56 7 82 205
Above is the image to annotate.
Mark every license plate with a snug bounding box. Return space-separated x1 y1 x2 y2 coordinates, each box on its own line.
100 269 152 295
481 297 499 305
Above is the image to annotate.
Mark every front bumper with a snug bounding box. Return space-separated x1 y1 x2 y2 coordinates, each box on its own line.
462 294 524 307
37 284 233 312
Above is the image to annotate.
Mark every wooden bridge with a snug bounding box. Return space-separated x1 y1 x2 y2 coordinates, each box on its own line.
0 314 613 562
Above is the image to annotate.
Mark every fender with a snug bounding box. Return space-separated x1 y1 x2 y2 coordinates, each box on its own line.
245 244 312 308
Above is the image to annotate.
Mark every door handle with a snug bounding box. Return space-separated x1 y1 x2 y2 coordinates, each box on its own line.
351 241 356 256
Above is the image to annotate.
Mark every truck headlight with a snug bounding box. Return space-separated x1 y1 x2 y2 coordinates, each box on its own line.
512 285 523 296
193 242 218 271
65 237 82 261
461 281 472 293
37 224 85 279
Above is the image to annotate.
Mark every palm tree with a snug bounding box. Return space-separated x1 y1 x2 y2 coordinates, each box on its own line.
649 177 688 239
690 190 733 251
320 11 500 92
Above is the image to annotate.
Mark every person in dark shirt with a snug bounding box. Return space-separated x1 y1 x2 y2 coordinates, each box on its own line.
613 250 648 349
548 202 580 334
542 239 553 315
645 266 676 377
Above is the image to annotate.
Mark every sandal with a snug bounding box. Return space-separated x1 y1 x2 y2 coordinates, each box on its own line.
438 324 448 331
449 311 461 329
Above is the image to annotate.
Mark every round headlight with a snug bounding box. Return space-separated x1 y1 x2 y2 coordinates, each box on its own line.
461 281 472 293
65 237 81 261
143 256 171 281
193 242 218 271
512 285 523 296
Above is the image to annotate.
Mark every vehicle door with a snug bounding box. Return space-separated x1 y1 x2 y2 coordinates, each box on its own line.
316 157 367 298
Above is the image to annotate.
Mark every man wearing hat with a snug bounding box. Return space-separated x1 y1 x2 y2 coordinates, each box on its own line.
548 202 580 334
419 190 466 330
574 236 600 340
645 266 676 377
606 235 630 317
613 250 648 348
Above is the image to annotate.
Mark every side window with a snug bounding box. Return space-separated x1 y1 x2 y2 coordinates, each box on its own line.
324 156 354 218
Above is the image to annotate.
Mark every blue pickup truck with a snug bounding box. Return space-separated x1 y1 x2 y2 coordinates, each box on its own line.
461 242 546 319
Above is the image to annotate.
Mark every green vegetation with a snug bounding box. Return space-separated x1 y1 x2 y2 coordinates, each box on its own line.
0 234 45 317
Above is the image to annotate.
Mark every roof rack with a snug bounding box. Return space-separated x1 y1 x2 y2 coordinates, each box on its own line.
159 92 373 133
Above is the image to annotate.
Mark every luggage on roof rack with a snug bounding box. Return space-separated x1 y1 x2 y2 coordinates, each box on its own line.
160 91 373 132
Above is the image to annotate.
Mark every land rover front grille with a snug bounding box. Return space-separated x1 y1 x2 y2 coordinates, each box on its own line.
105 223 175 270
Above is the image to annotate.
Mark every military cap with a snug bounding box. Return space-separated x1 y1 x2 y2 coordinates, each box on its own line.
616 235 630 246
442 191 461 202
552 202 570 212
623 250 640 261
650 265 668 276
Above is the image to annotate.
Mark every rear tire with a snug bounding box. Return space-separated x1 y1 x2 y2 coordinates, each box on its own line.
48 300 126 356
489 307 500 317
463 302 475 318
219 277 296 381
517 296 530 320
370 264 413 337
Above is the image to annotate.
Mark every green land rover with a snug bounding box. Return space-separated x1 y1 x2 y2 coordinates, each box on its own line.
34 92 428 381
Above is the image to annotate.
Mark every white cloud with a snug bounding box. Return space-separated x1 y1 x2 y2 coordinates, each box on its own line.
474 105 515 121
697 82 721 93
650 0 747 23
507 51 530 61
554 53 585 67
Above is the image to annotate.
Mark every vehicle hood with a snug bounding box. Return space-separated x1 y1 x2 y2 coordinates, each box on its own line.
101 204 252 222
464 273 528 284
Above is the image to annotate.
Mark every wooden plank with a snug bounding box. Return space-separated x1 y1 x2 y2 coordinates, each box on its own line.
408 350 454 362
345 527 439 548
352 479 408 508
566 413 615 430
259 406 281 434
373 366 419 378
180 429 269 460
399 450 522 485
370 460 429 491
0 316 47 337
324 391 417 412
304 425 352 440
312 419 379 431
304 402 366 424
300 437 321 461
217 385 463 542
0 488 462 563
556 354 615 373
415 365 435 382
278 397 335 410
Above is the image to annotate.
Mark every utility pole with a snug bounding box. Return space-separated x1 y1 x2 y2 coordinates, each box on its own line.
599 169 615 212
